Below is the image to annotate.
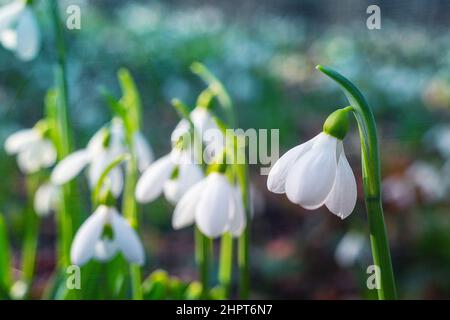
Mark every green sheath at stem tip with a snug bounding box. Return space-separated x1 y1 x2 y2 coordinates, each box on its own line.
316 64 397 300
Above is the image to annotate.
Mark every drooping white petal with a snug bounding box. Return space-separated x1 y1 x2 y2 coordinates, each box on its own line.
195 173 232 238
171 119 190 144
108 167 124 198
36 139 57 168
228 187 246 237
86 127 107 157
267 135 318 194
0 1 25 31
51 149 91 185
0 28 17 50
163 162 204 204
325 143 357 219
15 8 40 61
191 107 216 134
70 205 109 266
4 128 40 155
285 133 338 209
134 132 154 172
110 208 145 265
135 154 175 203
109 119 126 158
172 179 206 230
94 238 118 262
17 143 42 173
87 149 112 188
33 183 59 217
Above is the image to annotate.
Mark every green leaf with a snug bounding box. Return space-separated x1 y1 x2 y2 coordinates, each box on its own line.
142 269 169 300
184 281 203 300
191 62 235 126
0 215 12 297
118 68 142 134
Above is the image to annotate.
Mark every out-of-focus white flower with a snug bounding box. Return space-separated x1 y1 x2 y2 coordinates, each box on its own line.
424 125 450 159
33 183 59 217
406 161 445 203
70 205 145 266
172 172 246 238
0 0 40 61
4 127 56 174
171 107 224 163
135 149 203 204
334 231 366 268
51 119 153 197
267 132 357 219
382 175 416 209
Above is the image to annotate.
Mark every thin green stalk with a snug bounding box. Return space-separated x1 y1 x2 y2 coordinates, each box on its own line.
195 227 211 298
236 163 251 299
317 65 397 300
0 215 12 299
218 233 233 297
122 152 143 300
50 0 75 270
21 175 40 296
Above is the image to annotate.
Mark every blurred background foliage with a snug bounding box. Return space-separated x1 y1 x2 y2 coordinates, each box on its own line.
1 0 450 299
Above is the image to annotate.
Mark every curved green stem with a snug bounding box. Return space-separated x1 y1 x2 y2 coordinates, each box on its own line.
316 65 397 300
91 153 130 206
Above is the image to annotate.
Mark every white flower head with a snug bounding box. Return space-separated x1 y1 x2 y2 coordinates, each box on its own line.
51 118 153 197
4 126 56 174
70 205 145 266
267 109 357 219
135 148 203 204
171 106 224 164
334 231 366 267
172 172 246 238
34 182 59 217
0 0 40 61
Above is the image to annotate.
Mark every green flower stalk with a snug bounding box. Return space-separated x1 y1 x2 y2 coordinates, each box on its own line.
186 63 252 299
49 0 76 270
316 65 397 299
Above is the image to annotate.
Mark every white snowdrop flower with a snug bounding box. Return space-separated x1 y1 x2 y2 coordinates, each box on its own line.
51 119 153 197
135 148 203 204
172 172 246 238
334 231 366 268
171 107 224 163
406 161 445 203
267 109 357 219
33 183 59 217
4 127 56 174
70 205 145 266
382 175 416 209
0 0 40 61
424 125 450 159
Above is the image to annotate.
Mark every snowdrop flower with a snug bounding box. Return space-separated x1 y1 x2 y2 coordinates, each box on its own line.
406 161 445 203
171 106 224 162
0 0 40 61
70 205 145 266
172 172 246 238
34 183 59 217
4 125 56 174
334 231 366 268
135 148 203 204
51 119 153 197
267 108 357 219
